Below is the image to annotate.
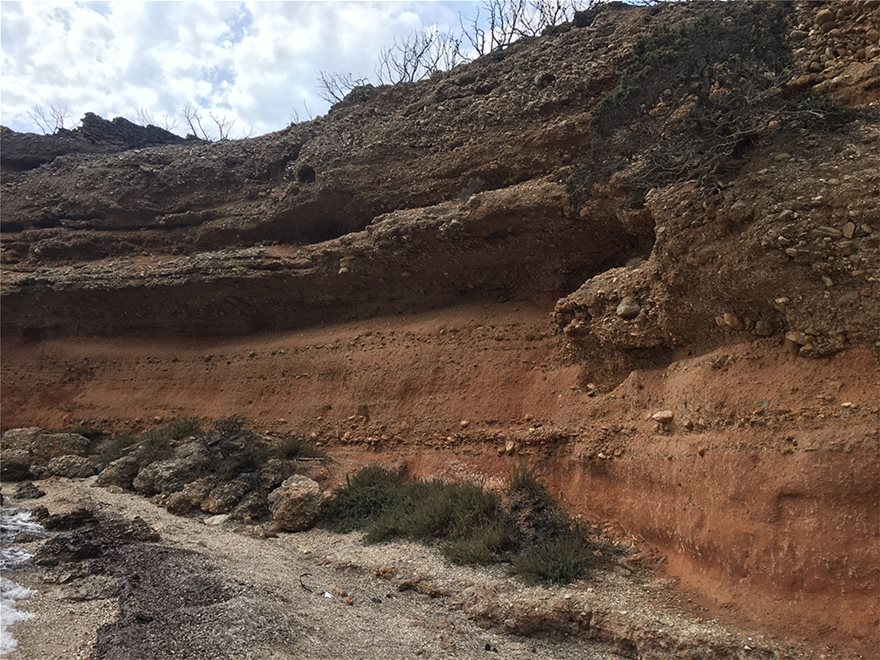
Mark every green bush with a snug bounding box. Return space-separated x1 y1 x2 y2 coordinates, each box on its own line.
513 533 595 585
319 466 410 533
92 433 139 466
320 464 609 584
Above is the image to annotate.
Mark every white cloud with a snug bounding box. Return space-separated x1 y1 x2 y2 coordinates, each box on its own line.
0 1 474 138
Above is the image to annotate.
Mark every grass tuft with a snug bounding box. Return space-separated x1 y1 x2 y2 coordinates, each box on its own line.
271 435 326 460
320 463 608 584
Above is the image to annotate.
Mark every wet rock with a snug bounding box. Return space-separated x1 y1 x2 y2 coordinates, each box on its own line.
615 297 641 320
0 449 32 481
36 513 159 566
268 475 323 532
12 481 46 500
48 454 97 478
96 455 141 489
43 508 98 531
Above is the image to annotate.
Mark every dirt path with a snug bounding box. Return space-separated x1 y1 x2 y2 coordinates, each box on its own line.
4 477 815 660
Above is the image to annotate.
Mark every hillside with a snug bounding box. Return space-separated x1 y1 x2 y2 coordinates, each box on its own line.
1 1 879 657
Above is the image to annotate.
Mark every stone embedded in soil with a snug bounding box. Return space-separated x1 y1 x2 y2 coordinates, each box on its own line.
204 514 230 526
616 297 641 320
267 475 323 532
651 410 675 426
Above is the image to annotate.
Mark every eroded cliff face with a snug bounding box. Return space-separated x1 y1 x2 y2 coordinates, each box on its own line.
1 1 879 656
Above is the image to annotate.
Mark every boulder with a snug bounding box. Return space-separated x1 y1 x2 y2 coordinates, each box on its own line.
231 491 270 521
267 475 323 532
2 428 90 465
202 480 250 514
1 449 32 481
96 455 141 489
260 458 297 490
132 451 208 495
47 454 97 478
165 492 195 515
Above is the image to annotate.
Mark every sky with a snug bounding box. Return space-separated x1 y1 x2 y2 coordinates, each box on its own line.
0 1 481 138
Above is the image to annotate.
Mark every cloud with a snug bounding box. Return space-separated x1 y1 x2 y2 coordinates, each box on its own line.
0 0 474 138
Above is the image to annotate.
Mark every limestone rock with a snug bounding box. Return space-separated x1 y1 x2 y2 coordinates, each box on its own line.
268 475 323 532
202 480 251 514
47 454 97 478
132 452 208 496
96 456 141 489
2 428 90 465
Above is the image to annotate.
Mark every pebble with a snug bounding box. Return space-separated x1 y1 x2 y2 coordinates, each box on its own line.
204 514 230 526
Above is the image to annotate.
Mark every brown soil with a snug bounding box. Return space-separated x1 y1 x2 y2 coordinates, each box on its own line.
3 301 878 657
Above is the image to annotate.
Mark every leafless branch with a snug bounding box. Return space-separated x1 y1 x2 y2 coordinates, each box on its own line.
208 110 235 140
133 105 153 126
160 113 180 132
182 101 210 140
27 103 70 134
317 70 370 104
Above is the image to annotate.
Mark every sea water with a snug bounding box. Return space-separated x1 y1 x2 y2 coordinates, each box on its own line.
0 507 44 655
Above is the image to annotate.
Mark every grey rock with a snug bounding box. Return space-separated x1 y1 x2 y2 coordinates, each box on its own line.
12 481 46 500
48 454 97 478
1 449 32 481
615 297 641 320
132 452 208 496
96 456 141 489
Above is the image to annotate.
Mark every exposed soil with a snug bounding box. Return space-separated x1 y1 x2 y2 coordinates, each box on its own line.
2 2 879 658
2 302 878 656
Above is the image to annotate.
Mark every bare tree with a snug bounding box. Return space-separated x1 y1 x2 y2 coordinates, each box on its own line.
159 112 180 133
133 105 154 126
27 103 70 134
317 70 370 104
375 29 466 85
459 0 591 58
208 110 235 140
182 101 210 140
